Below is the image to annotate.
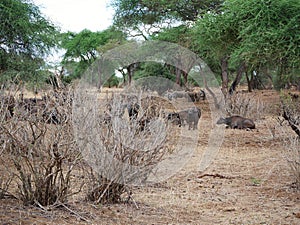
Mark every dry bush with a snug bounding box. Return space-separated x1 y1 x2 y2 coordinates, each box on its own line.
280 93 300 137
74 89 172 204
0 136 15 199
0 85 19 199
85 167 127 204
280 94 300 189
224 92 265 119
285 137 300 189
0 87 82 206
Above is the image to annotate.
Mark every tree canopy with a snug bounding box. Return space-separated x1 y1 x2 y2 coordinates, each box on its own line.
192 0 300 91
60 27 126 79
111 0 223 38
0 0 59 83
109 0 300 91
1 0 299 91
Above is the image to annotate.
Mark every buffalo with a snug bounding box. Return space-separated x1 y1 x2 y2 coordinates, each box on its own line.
217 116 255 129
187 107 201 130
0 95 15 119
164 90 206 102
187 90 206 102
167 107 201 130
166 112 181 126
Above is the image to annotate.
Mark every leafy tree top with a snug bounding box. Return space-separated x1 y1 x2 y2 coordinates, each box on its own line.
61 27 126 63
111 0 223 38
0 0 59 57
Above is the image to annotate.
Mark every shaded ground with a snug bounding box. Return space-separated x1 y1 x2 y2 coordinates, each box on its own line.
0 89 299 224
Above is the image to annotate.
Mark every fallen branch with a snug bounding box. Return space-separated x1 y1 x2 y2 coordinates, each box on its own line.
197 173 234 179
59 202 90 223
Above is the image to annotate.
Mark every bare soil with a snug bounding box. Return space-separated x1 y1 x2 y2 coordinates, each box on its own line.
1 89 299 224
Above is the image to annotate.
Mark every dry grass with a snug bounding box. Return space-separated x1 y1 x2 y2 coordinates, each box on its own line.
0 88 300 224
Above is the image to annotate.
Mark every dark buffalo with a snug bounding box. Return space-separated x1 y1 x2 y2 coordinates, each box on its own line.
0 95 15 119
16 94 66 124
126 102 140 120
187 90 206 102
217 116 255 129
187 107 201 130
167 107 201 129
166 112 181 126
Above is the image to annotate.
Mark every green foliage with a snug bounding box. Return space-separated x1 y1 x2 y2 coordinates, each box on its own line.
227 0 300 70
192 11 238 66
151 25 194 48
112 0 223 25
134 62 175 94
111 0 223 37
0 0 60 84
103 74 120 88
274 70 300 90
0 0 59 56
60 27 126 79
192 0 300 89
134 62 173 80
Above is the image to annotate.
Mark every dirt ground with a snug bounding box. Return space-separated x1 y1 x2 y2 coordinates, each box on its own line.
0 89 299 224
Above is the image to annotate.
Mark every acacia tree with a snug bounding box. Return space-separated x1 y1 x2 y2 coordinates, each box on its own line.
193 0 300 96
60 27 126 80
111 0 223 86
150 25 197 86
227 0 300 90
111 0 223 34
192 11 239 97
0 0 59 83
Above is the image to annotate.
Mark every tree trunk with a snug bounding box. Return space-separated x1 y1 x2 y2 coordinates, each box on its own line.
245 71 252 92
175 67 181 86
54 67 65 90
198 62 220 109
126 63 139 85
127 64 134 85
220 56 229 97
97 66 102 90
182 70 188 86
229 62 246 95
118 68 126 85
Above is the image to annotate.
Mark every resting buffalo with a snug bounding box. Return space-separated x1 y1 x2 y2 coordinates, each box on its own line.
217 116 255 129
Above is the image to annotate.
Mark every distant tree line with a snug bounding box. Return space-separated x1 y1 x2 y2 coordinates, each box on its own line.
0 0 299 94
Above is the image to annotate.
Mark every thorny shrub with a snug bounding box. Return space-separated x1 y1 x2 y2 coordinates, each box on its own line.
73 89 173 204
280 93 300 189
0 84 177 206
0 86 82 206
224 92 265 119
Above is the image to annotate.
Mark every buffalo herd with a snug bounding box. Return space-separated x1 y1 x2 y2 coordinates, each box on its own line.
1 88 256 130
164 89 206 102
0 91 71 124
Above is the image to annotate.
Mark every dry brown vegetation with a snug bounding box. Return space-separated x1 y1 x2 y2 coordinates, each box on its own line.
0 87 299 224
